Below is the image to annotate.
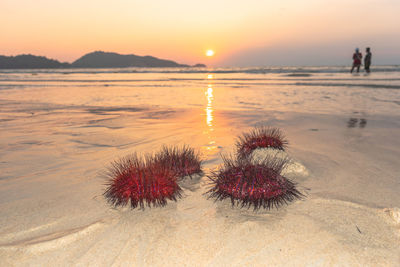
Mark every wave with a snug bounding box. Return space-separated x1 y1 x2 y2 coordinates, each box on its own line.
1 65 400 74
2 77 400 83
293 82 400 89
2 81 399 90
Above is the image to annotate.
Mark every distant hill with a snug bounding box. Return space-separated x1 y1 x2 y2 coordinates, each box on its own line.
0 51 206 69
0 54 69 69
72 51 190 68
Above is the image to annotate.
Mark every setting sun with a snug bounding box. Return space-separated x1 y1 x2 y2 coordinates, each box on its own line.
206 50 215 57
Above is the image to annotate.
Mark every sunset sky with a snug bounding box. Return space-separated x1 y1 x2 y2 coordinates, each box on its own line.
1 0 400 66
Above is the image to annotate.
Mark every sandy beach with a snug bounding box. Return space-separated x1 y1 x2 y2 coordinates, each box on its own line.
1 68 400 266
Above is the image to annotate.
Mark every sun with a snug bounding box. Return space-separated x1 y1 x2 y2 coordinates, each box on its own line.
206 50 215 57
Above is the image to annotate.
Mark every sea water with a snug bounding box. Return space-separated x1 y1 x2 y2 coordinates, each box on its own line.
1 66 399 114
1 66 399 166
0 66 399 179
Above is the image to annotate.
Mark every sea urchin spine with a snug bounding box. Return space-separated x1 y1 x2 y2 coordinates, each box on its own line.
104 154 182 209
154 145 202 179
236 126 288 159
207 155 302 210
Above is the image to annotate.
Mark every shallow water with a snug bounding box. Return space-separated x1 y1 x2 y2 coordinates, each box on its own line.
1 68 399 164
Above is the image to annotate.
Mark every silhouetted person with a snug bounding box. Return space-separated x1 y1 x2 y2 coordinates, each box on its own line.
350 48 362 73
364 47 372 73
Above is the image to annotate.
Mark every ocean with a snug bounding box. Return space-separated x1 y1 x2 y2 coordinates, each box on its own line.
1 65 399 174
1 66 399 114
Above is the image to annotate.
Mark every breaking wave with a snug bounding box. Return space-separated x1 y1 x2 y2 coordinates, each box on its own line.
1 65 400 75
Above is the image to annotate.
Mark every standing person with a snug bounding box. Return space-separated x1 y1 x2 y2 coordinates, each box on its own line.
350 48 362 73
364 47 372 73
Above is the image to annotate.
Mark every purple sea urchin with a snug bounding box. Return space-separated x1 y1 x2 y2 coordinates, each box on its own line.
207 155 302 210
154 145 202 179
104 154 182 209
236 127 288 159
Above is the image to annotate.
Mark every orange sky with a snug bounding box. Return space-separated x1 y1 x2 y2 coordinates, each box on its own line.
1 0 400 66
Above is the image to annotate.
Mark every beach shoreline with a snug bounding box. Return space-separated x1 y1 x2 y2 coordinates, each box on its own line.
1 69 399 266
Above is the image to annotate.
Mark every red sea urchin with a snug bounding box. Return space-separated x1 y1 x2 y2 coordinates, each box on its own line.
236 126 288 158
155 145 202 179
207 155 302 210
104 154 182 209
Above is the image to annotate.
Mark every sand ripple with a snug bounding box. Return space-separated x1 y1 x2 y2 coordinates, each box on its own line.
0 221 105 253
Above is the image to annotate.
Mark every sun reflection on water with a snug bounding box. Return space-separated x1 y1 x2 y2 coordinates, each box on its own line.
202 74 218 156
206 85 213 127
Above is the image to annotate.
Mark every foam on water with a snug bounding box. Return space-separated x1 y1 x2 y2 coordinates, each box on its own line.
1 65 400 74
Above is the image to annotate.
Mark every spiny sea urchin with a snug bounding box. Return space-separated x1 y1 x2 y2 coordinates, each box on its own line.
207 155 302 210
104 153 182 209
154 145 202 179
236 126 288 159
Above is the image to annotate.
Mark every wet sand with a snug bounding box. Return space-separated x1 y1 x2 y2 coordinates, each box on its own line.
1 70 400 266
